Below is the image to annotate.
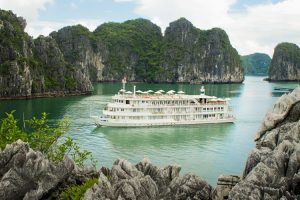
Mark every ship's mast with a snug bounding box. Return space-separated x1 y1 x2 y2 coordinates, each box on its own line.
200 86 205 95
122 77 127 90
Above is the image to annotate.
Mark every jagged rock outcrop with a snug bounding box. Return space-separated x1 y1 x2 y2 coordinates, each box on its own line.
84 158 213 200
0 9 93 99
213 175 240 199
160 18 244 83
241 53 271 76
269 42 300 81
228 86 300 199
0 140 98 200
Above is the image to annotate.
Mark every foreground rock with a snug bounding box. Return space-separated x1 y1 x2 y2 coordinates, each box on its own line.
84 158 213 200
228 86 300 199
0 140 98 200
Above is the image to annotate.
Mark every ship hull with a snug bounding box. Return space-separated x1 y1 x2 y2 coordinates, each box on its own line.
92 116 235 127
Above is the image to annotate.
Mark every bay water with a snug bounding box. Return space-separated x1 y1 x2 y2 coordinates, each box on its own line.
0 76 298 185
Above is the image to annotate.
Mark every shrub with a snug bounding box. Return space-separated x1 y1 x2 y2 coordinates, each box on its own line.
0 111 96 168
60 177 98 200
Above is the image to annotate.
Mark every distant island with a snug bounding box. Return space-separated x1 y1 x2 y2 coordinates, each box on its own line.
268 42 300 81
241 53 271 76
0 9 244 99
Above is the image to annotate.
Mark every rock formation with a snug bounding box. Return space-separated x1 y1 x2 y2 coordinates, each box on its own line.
269 42 300 81
241 53 271 76
160 18 244 83
228 86 300 199
0 10 93 99
0 9 244 99
0 140 98 200
84 158 213 200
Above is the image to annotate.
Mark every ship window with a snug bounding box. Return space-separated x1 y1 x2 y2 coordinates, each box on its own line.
126 100 130 104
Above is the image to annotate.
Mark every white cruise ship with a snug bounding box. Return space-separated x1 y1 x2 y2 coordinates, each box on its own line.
92 79 234 127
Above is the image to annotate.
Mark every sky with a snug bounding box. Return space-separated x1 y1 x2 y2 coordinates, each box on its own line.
0 0 299 56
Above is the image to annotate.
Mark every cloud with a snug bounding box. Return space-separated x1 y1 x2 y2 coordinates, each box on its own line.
0 0 102 38
0 0 53 21
132 0 300 56
114 0 135 2
227 0 300 55
26 18 103 38
70 2 78 10
134 0 236 31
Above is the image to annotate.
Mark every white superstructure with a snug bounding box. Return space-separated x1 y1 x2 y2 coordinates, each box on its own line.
92 83 234 127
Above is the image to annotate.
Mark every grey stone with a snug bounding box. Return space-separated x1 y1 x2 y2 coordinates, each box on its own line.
229 86 300 200
0 140 74 200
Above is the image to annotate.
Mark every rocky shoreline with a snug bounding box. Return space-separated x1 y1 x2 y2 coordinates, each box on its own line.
0 91 92 100
0 86 299 199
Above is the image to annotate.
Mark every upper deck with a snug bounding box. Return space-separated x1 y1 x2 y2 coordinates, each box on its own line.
108 85 229 108
112 93 221 101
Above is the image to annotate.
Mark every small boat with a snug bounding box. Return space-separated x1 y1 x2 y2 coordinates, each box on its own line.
92 79 234 127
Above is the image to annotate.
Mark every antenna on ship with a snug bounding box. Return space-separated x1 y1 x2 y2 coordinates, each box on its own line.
200 86 205 95
22 112 26 130
122 76 127 90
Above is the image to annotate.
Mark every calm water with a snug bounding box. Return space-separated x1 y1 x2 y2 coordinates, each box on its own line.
0 76 298 185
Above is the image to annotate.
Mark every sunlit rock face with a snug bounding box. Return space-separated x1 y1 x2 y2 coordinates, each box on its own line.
84 158 213 200
228 86 300 199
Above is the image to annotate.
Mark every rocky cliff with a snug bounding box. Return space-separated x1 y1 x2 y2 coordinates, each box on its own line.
0 10 93 99
92 19 164 82
269 42 300 81
0 10 244 98
160 18 244 83
51 17 244 84
241 53 271 76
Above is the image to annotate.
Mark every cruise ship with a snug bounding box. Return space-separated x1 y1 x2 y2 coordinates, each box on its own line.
92 79 234 127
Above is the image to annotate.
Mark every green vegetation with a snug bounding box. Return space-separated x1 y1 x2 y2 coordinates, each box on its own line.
94 19 163 81
0 10 30 76
269 42 300 76
0 111 96 167
60 177 98 200
241 53 271 76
